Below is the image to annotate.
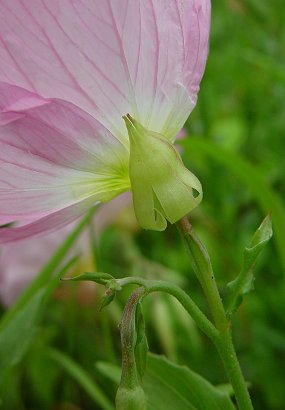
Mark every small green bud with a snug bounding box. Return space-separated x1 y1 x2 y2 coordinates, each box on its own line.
99 286 116 311
116 385 147 410
117 289 147 409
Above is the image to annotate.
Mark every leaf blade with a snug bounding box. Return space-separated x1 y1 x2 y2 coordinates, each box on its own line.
226 215 273 313
144 354 236 410
47 348 114 410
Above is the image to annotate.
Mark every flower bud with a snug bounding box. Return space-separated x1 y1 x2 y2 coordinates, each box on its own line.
116 385 147 410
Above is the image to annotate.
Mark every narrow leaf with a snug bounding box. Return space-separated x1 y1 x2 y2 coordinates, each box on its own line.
227 215 273 314
47 348 114 410
0 255 82 380
0 289 44 381
62 271 114 285
95 362 121 384
0 211 94 378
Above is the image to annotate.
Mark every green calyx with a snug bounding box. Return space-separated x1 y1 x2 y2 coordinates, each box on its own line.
123 115 202 231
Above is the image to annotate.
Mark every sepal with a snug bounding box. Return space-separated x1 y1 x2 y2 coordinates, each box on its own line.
124 115 202 231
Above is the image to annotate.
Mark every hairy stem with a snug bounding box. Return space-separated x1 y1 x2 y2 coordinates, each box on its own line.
177 217 227 330
176 217 253 410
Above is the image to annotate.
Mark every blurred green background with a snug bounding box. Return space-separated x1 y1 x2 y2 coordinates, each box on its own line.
0 1 284 409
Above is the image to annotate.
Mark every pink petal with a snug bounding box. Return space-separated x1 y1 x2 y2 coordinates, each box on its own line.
0 83 128 225
0 197 96 244
0 112 24 126
0 0 210 142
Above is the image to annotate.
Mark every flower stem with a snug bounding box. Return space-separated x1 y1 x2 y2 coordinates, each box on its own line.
177 217 254 410
177 217 227 330
117 277 219 348
217 331 253 410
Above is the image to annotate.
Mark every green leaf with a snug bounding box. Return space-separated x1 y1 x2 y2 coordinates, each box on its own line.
44 255 81 301
216 384 235 397
96 355 236 410
0 256 82 381
0 211 94 379
250 214 273 249
46 348 114 410
227 215 273 313
95 362 121 384
144 354 236 410
0 289 44 381
62 271 114 285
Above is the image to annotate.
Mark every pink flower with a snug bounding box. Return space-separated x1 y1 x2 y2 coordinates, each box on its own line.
0 1 211 240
